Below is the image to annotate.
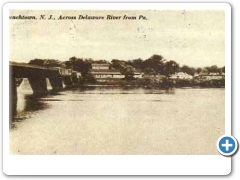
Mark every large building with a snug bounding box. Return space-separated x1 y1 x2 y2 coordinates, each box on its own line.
92 63 110 70
91 63 124 79
91 69 125 79
90 63 143 80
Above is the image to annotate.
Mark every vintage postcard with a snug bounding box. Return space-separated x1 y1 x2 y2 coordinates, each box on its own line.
3 3 231 175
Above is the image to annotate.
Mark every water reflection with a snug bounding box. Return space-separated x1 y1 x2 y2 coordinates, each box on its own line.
10 94 50 129
10 79 50 129
10 86 225 155
10 80 175 130
77 86 175 94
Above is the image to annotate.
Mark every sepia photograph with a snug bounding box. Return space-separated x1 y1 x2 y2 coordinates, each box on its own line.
9 8 226 155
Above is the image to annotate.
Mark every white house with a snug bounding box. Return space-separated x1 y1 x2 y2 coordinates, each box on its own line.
53 67 72 76
170 72 193 80
91 69 125 79
194 74 224 80
133 72 143 78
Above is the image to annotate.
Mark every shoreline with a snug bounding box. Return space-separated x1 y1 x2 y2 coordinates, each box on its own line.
69 84 225 89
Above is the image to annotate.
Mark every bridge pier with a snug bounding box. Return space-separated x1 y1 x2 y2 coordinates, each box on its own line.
10 77 17 116
10 77 17 100
28 76 48 95
49 76 63 91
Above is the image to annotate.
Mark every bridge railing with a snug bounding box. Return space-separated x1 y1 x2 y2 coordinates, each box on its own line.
10 62 59 70
10 61 75 76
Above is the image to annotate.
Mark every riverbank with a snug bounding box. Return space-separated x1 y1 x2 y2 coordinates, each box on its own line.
78 78 225 89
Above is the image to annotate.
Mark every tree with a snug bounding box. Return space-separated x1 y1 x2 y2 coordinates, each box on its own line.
205 65 219 73
211 65 219 73
111 59 126 70
29 59 63 67
111 59 136 80
94 60 109 64
163 60 179 76
144 68 155 75
67 57 92 76
128 58 144 70
120 66 135 80
201 68 209 74
196 67 202 74
181 65 196 76
143 54 166 75
222 66 225 73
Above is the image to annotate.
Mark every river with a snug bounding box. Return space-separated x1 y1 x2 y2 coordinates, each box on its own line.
10 80 225 155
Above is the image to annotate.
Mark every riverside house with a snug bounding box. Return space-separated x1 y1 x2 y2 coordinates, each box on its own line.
194 73 225 81
90 63 143 80
170 72 193 80
91 63 125 80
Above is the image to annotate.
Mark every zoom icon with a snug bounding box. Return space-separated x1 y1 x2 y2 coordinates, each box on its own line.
217 135 238 156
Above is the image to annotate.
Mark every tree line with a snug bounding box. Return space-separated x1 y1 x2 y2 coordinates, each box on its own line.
113 55 224 76
29 55 225 79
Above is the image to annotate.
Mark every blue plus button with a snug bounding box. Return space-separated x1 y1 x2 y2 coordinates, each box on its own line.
217 135 238 156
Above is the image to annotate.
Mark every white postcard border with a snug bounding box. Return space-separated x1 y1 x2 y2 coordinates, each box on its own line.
2 3 231 175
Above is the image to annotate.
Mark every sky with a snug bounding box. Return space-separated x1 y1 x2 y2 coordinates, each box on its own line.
10 10 225 67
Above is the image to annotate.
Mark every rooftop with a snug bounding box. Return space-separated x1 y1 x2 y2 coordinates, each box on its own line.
91 69 122 75
92 63 110 66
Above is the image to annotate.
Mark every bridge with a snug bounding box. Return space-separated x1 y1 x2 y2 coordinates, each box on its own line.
10 62 79 99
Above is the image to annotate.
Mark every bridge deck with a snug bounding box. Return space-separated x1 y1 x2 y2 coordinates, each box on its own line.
10 61 60 71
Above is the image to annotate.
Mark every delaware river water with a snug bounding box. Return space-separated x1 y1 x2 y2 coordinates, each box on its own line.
10 80 225 155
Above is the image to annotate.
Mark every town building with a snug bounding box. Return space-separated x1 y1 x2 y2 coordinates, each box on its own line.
133 72 143 78
91 69 125 79
170 72 193 80
90 63 143 80
92 63 110 70
194 74 224 81
91 64 124 79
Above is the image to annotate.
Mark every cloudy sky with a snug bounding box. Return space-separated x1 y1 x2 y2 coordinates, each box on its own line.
10 10 225 67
